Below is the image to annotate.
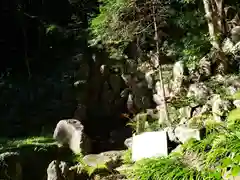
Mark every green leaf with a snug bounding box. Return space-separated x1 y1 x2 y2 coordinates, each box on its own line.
222 158 232 168
234 154 240 162
231 166 240 177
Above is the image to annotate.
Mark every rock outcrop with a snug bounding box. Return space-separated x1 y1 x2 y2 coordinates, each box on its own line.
53 119 91 155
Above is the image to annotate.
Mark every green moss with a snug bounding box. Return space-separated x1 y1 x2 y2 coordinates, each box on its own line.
122 149 132 164
72 153 110 177
227 108 240 129
0 136 56 153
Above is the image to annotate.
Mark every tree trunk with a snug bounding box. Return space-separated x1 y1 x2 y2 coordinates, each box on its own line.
202 0 228 73
152 0 170 127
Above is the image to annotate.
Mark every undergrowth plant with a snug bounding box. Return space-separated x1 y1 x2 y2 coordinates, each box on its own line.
128 106 240 179
128 155 221 180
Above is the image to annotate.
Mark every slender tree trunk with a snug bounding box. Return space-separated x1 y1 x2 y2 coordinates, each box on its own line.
202 0 228 73
152 1 170 127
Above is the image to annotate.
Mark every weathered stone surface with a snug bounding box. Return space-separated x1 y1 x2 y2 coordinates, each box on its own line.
187 82 210 99
100 174 128 180
171 61 185 95
83 150 124 170
0 152 22 180
132 131 168 161
124 137 133 149
222 38 235 54
115 164 133 175
211 95 231 122
47 160 74 180
233 100 240 108
223 171 240 180
231 26 240 43
164 127 178 142
174 125 202 144
227 86 238 96
198 56 211 79
145 70 155 89
179 106 192 120
53 119 91 154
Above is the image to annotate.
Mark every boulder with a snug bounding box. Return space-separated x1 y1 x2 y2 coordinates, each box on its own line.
53 119 91 154
233 100 240 108
178 106 192 120
145 70 155 89
222 38 235 54
231 26 240 43
174 125 203 144
198 56 211 80
124 137 133 149
0 152 22 180
155 105 169 125
83 150 125 170
164 126 178 142
146 108 160 120
223 171 240 180
171 61 185 94
47 160 74 180
131 131 168 161
187 82 210 100
211 95 231 122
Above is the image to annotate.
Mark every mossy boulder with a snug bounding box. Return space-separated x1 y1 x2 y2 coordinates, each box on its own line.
0 136 62 180
83 150 125 170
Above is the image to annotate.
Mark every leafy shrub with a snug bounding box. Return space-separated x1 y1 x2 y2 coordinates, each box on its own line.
122 149 133 164
227 108 240 129
128 155 221 180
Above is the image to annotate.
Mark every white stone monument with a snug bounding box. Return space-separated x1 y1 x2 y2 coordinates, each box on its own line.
132 131 168 161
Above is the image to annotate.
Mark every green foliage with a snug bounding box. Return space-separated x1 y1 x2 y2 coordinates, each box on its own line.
205 80 228 98
90 0 169 59
128 155 221 180
227 108 240 129
232 91 240 100
0 136 56 153
46 24 59 34
170 93 205 109
122 149 133 164
163 2 211 70
72 153 111 176
128 107 240 179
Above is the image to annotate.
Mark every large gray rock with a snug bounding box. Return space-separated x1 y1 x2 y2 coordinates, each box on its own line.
187 82 210 99
222 38 235 54
53 119 91 154
211 95 231 122
223 171 240 180
179 106 192 120
171 61 185 94
0 152 22 180
83 150 125 170
198 56 211 79
131 131 168 161
145 70 155 89
174 125 202 144
47 160 74 180
164 126 178 142
231 26 240 43
124 137 133 149
233 100 240 108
